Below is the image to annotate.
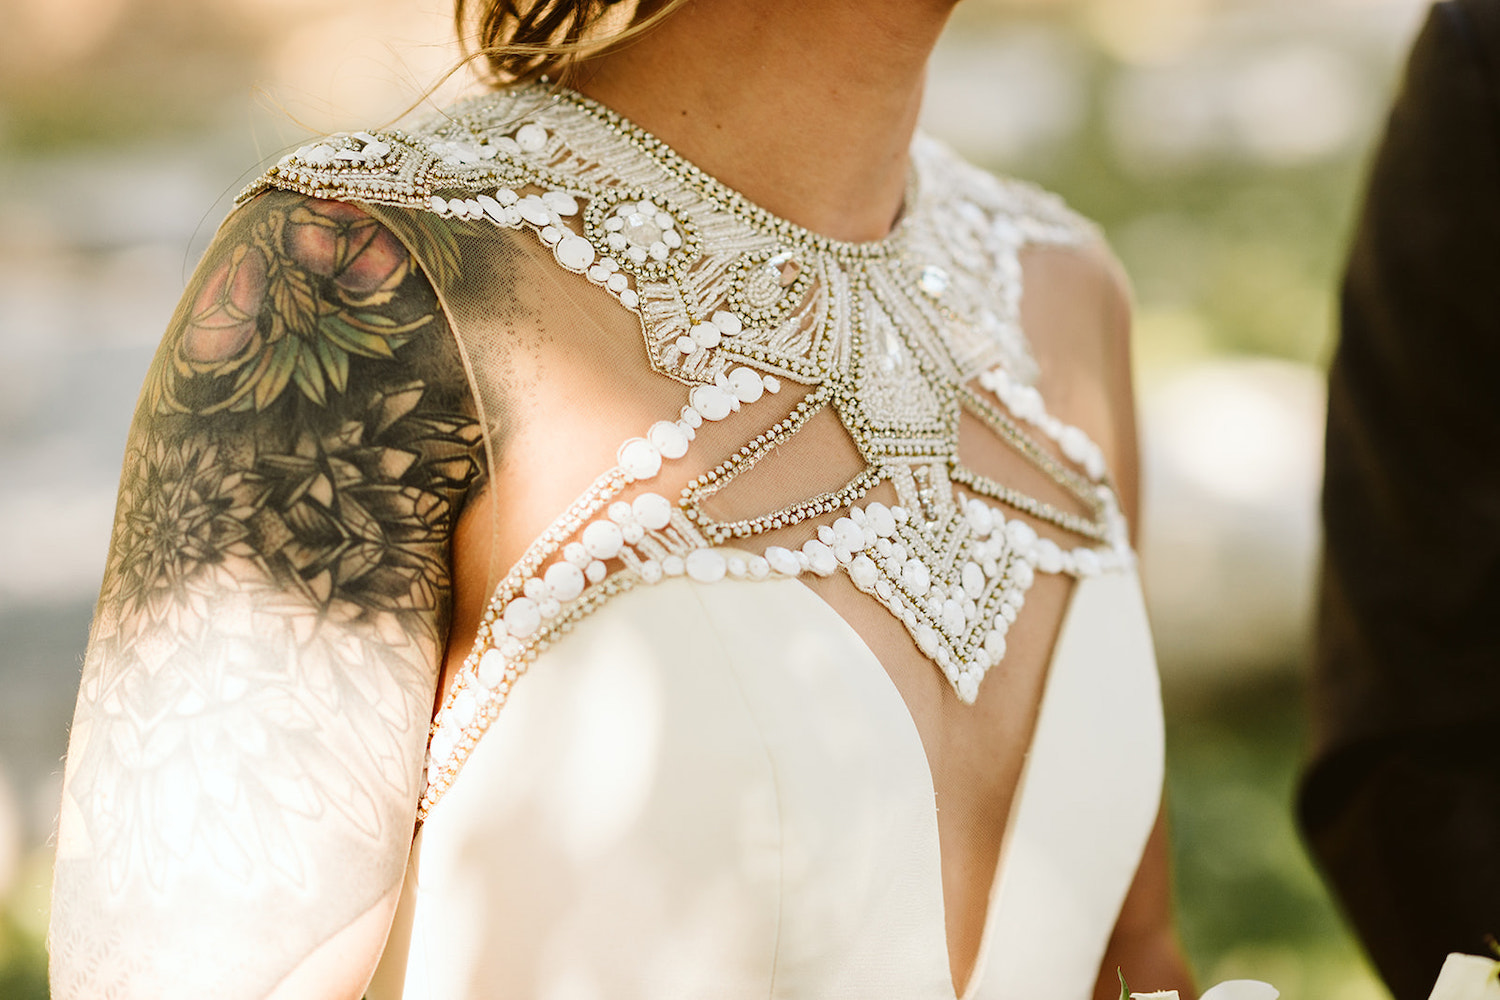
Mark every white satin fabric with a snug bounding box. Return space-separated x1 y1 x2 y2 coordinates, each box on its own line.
370 569 1163 1000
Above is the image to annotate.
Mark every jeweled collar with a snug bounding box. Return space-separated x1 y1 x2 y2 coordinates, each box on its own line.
245 82 1130 816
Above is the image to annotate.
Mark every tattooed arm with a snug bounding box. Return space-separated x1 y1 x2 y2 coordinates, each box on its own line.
48 192 484 999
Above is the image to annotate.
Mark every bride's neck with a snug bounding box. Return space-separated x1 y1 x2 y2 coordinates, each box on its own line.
572 0 956 243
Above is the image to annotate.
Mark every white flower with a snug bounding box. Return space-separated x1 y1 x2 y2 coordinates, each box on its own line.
1427 954 1500 1000
1201 982 1280 1000
1129 983 1279 1000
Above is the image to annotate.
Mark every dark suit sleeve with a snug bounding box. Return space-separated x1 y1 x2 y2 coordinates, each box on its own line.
1300 2 1500 997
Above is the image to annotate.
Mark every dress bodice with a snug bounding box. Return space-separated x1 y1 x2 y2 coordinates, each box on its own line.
243 82 1165 999
371 572 1161 1000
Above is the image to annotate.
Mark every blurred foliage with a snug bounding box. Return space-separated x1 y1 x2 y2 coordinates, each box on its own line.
0 914 48 1000
1034 127 1367 369
1168 677 1387 998
939 7 1407 372
0 0 267 150
0 848 53 1000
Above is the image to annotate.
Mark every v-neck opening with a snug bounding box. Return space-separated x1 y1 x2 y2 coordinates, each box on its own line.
785 571 1086 999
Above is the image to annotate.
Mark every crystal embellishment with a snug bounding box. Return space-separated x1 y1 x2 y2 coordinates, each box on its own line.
238 82 1114 817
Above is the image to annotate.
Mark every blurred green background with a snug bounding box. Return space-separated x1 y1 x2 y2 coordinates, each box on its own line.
0 0 1432 995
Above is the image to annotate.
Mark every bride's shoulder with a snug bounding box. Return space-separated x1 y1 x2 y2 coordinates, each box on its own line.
916 135 1137 505
913 133 1130 334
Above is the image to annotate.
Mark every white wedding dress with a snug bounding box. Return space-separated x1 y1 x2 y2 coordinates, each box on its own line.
245 83 1164 1000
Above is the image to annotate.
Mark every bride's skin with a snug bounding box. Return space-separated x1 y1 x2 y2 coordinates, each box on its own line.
574 0 944 244
48 2 1194 997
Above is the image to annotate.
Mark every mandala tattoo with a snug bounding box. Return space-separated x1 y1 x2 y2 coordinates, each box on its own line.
50 192 486 1000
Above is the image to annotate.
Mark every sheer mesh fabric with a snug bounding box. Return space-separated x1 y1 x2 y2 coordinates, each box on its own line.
363 194 1125 992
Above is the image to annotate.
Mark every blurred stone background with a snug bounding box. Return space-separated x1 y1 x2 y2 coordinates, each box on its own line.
0 0 1431 994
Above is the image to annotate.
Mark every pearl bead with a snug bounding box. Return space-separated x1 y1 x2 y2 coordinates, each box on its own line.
802 540 838 576
942 599 965 636
865 502 897 538
544 562 585 602
582 520 624 560
727 366 764 404
632 493 673 530
685 548 727 583
617 437 663 480
1006 520 1038 551
690 322 721 348
966 500 994 536
764 546 800 576
962 561 985 599
690 384 734 421
517 195 551 226
647 420 690 459
849 554 879 588
1036 538 1064 574
515 122 548 152
555 234 595 270
477 194 504 223
542 190 578 215
478 648 506 688
430 728 457 763
1060 426 1090 464
832 517 864 552
504 597 541 637
957 672 980 703
903 557 931 596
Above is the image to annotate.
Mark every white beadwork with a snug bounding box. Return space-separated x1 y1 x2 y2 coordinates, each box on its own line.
247 84 1124 815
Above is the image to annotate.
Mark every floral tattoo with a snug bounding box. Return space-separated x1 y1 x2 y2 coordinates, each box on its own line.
50 191 486 1000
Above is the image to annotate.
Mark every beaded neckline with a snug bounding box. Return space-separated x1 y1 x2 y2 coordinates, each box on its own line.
539 79 923 260
243 84 1129 817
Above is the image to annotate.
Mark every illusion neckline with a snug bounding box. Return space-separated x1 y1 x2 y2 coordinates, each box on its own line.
510 78 926 259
